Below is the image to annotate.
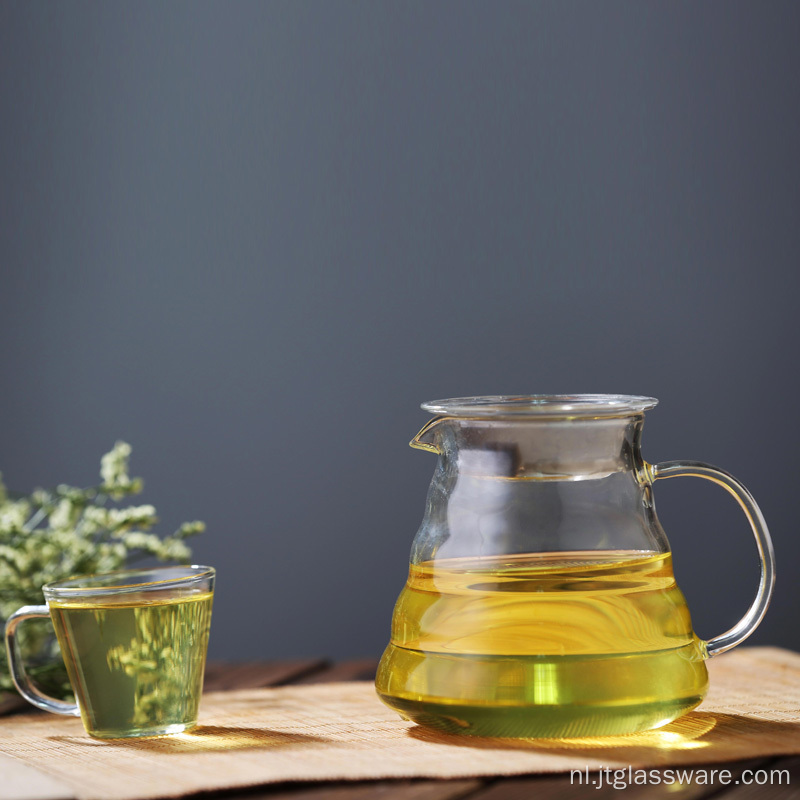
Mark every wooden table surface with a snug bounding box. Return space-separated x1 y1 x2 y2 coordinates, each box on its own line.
201 659 800 800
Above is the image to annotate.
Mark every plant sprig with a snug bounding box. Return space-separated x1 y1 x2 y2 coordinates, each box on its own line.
0 441 204 696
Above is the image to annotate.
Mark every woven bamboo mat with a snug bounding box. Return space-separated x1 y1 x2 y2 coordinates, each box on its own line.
1 647 799 800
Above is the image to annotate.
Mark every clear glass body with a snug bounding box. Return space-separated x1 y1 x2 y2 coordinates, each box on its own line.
376 396 774 738
5 565 214 739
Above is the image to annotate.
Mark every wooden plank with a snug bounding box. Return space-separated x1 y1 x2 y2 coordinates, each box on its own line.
712 755 798 798
215 778 484 800
203 660 228 686
204 660 329 691
0 691 28 717
294 659 379 684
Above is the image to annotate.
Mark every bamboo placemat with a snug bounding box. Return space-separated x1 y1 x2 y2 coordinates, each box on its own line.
1 647 799 800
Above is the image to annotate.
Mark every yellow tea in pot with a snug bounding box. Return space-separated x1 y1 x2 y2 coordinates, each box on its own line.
376 550 708 738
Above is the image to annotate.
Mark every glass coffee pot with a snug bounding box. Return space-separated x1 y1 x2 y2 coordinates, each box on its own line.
376 395 775 738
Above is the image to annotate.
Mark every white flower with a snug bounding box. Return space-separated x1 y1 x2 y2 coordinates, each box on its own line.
118 531 162 551
100 441 133 490
81 506 111 532
156 538 192 561
0 544 27 571
0 500 30 532
48 499 75 530
107 505 157 528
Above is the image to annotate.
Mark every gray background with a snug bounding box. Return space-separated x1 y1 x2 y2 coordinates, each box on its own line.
1 1 798 661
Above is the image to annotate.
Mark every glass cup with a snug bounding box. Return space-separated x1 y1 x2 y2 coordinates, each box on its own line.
4 565 215 739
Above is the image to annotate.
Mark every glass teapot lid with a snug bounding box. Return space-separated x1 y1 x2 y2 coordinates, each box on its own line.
421 394 659 418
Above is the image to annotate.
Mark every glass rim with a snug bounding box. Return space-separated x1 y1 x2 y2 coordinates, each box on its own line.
42 564 215 599
420 394 659 418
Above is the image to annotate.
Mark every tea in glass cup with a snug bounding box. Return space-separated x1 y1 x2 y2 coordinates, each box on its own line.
5 565 214 739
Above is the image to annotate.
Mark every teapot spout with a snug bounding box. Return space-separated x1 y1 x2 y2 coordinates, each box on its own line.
410 417 445 453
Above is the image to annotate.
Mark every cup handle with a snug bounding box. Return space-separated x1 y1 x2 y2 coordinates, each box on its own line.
652 461 776 658
4 605 80 716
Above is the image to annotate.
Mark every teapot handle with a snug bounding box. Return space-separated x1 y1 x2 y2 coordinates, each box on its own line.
651 461 775 658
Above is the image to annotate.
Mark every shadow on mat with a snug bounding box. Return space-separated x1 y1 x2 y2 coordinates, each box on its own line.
407 712 800 761
50 725 330 753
